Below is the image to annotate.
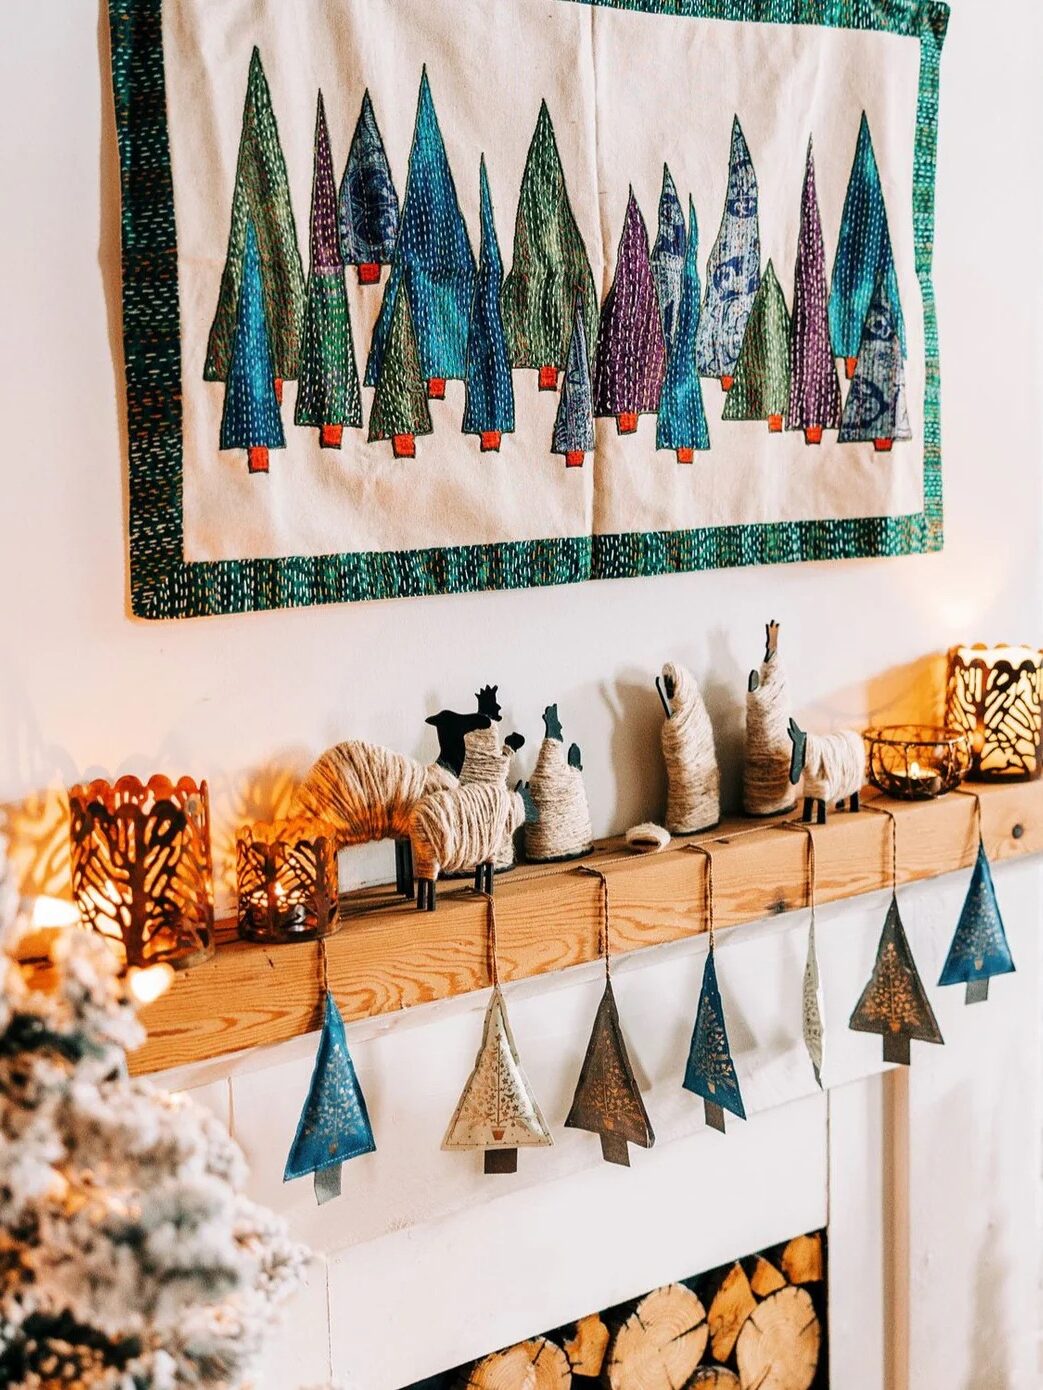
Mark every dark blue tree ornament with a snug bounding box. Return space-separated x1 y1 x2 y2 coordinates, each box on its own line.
284 991 375 1205
939 838 1015 1004
683 948 746 1133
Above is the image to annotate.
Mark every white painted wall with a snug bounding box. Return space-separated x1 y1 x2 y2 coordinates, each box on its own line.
1 0 1042 1386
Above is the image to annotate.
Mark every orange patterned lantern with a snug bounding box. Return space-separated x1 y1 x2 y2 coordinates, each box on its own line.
946 645 1043 782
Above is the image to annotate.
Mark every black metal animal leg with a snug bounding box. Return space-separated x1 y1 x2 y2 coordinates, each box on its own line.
850 790 860 812
476 862 493 894
802 798 814 823
473 864 484 892
395 838 415 899
416 878 437 912
816 800 827 825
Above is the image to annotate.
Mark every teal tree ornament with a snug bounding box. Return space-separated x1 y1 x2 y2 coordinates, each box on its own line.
657 196 710 464
284 946 376 1205
219 218 286 475
462 157 515 453
939 793 1016 1004
682 845 746 1133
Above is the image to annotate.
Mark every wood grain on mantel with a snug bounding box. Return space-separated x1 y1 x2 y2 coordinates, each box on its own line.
130 783 1042 1075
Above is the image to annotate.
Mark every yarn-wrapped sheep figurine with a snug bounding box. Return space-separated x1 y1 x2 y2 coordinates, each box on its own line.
411 782 538 911
744 620 797 817
459 725 526 873
658 663 720 835
293 741 456 899
788 719 865 824
525 705 593 863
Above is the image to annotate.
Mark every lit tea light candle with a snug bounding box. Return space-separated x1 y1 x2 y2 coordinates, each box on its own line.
236 819 340 945
864 727 970 801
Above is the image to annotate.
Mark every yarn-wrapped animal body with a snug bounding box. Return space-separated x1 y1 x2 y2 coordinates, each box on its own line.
788 719 865 824
658 663 720 835
744 620 797 817
411 782 537 910
525 704 593 862
293 741 455 896
459 725 526 872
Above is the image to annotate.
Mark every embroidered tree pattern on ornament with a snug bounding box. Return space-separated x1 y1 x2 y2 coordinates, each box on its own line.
462 158 515 453
338 89 400 285
657 195 711 463
787 140 842 445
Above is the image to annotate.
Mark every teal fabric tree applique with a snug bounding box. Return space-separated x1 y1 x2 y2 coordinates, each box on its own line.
206 48 305 399
650 164 686 352
368 276 432 457
939 838 1016 1004
593 190 666 435
838 272 911 452
829 112 906 379
723 259 791 433
850 895 944 1065
284 992 376 1206
219 219 286 475
295 92 362 450
683 948 746 1133
696 117 761 391
338 89 399 285
551 294 595 468
787 139 842 445
502 100 599 391
365 68 475 400
462 158 515 453
657 196 710 464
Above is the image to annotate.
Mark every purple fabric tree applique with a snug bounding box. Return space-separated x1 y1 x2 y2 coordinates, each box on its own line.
593 190 666 435
787 140 842 445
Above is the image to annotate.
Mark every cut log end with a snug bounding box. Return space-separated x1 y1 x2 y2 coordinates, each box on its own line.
466 1337 571 1389
357 262 381 284
538 365 559 390
607 1284 708 1390
480 431 502 452
708 1262 756 1361
391 433 416 459
320 424 343 449
749 1257 787 1298
617 411 638 435
484 1148 518 1175
780 1233 824 1285
735 1285 821 1390
247 446 269 474
565 450 585 468
563 1315 610 1378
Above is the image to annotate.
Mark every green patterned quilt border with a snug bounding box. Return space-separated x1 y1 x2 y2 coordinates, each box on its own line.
110 0 948 621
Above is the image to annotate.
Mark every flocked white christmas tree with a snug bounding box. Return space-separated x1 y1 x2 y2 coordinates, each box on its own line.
0 820 307 1389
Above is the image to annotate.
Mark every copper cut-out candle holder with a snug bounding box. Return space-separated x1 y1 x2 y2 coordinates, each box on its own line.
236 818 340 944
68 775 215 970
864 725 971 801
946 644 1043 782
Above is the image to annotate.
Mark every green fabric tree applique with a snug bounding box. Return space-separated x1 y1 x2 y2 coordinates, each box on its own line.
723 259 792 433
368 276 432 457
295 92 362 450
501 100 598 391
219 218 286 475
205 48 306 396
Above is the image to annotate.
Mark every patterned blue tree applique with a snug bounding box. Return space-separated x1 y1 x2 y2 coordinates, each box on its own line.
220 218 286 475
829 111 906 377
650 165 686 352
939 838 1016 1004
657 195 711 464
683 947 746 1133
696 117 761 389
338 89 399 285
838 272 911 452
462 158 515 452
284 992 375 1205
551 294 595 468
365 68 476 398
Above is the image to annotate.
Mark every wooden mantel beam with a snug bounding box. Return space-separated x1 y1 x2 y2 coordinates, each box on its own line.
130 782 1041 1075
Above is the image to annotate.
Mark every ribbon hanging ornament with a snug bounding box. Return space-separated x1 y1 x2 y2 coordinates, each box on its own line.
682 845 746 1133
565 865 655 1166
938 791 1016 1005
284 941 376 1205
849 806 944 1065
443 894 553 1174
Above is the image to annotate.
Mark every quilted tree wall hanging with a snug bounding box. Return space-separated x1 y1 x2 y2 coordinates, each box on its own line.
110 0 949 619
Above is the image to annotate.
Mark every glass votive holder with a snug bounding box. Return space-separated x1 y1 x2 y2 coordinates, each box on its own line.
236 818 340 944
864 725 971 801
68 775 215 969
946 644 1043 782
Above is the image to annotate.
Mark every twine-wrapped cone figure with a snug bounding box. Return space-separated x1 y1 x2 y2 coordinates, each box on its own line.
744 620 797 817
658 663 720 835
525 704 593 863
459 725 526 872
410 782 537 910
293 740 456 897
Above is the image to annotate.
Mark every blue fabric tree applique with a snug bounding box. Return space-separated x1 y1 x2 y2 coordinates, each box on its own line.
462 158 515 453
829 111 906 378
657 195 710 464
838 272 911 453
365 68 476 400
650 164 686 352
683 947 746 1133
939 838 1016 1004
551 294 595 468
284 992 376 1205
696 117 761 390
219 218 286 475
338 89 399 285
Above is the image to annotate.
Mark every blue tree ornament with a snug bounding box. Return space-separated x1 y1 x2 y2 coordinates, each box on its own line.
284 992 375 1205
683 948 746 1133
939 838 1016 1004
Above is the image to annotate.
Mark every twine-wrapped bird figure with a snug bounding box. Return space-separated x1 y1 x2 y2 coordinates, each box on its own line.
410 781 538 910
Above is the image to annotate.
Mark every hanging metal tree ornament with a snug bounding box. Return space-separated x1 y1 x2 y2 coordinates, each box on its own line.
443 894 553 1174
938 790 1016 1004
682 844 747 1133
565 865 655 1166
849 806 944 1065
284 939 376 1205
782 822 826 1088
